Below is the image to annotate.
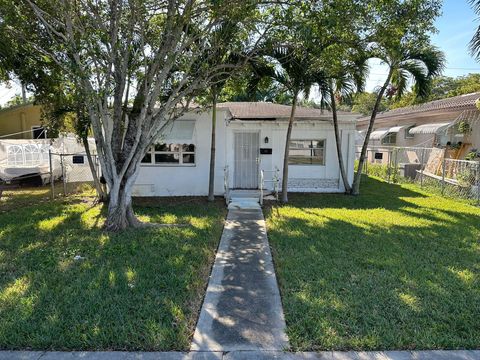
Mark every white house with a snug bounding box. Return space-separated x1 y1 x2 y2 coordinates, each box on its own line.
133 102 358 197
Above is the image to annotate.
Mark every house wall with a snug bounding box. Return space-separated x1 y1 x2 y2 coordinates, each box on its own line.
468 126 480 153
225 120 356 193
133 109 356 196
133 109 228 197
0 104 44 139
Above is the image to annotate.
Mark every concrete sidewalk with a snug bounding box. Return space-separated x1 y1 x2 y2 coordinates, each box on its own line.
191 208 289 351
2 350 480 359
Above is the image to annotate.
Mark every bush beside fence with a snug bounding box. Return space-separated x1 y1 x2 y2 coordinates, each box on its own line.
356 146 480 205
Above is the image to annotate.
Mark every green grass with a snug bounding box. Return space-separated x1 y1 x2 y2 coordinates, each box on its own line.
265 176 480 351
0 190 226 350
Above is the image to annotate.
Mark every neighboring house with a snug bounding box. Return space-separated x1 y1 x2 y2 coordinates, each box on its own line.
356 93 480 157
0 103 47 139
134 102 358 196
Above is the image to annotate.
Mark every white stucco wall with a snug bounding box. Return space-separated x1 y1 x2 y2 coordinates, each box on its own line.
133 109 229 196
133 109 357 196
225 120 355 193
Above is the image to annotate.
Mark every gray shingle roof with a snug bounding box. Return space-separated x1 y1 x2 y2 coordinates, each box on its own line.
358 92 480 121
218 102 344 120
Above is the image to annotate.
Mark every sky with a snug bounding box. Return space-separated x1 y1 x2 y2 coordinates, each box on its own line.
1 0 479 106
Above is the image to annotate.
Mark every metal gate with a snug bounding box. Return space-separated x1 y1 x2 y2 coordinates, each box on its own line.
234 132 259 189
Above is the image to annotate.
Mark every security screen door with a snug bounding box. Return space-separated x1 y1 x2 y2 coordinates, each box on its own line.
234 132 259 189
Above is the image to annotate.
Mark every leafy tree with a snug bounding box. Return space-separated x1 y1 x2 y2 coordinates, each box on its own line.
5 0 267 230
0 2 106 199
428 76 460 99
220 72 293 104
388 74 480 108
5 94 30 107
352 92 388 115
441 74 480 97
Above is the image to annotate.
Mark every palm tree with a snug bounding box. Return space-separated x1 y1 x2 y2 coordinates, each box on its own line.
469 0 480 60
271 46 316 203
353 44 445 195
205 16 248 202
316 60 368 194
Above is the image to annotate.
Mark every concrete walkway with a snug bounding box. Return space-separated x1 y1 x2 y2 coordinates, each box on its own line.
191 207 289 351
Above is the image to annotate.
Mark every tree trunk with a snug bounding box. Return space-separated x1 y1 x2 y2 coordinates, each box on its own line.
281 92 298 203
208 88 217 202
329 87 351 193
82 135 106 201
351 68 394 195
104 170 142 231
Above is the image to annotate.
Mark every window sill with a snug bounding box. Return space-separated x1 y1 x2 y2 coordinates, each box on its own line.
288 163 326 167
140 164 196 168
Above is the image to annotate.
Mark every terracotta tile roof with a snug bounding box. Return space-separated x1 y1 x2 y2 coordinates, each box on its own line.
358 92 480 122
218 101 350 120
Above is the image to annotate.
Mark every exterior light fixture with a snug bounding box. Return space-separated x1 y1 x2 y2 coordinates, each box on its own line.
264 136 269 144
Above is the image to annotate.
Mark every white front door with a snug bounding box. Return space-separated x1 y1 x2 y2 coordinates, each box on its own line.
234 132 259 189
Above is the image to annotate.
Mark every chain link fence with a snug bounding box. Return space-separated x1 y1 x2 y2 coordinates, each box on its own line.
357 146 480 205
0 151 100 210
49 152 101 198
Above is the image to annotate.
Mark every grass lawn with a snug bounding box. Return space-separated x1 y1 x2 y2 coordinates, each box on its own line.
0 185 61 212
0 190 226 350
265 176 480 351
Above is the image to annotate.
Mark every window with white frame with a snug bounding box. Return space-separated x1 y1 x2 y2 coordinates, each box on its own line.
6 144 47 166
288 139 325 165
404 125 415 139
32 126 47 139
23 144 41 166
141 143 195 166
381 132 397 145
7 145 24 166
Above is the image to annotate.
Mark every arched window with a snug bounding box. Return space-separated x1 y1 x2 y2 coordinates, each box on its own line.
24 144 41 166
7 145 24 166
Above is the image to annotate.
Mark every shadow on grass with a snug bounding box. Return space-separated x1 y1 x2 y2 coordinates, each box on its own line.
0 198 226 351
265 177 480 351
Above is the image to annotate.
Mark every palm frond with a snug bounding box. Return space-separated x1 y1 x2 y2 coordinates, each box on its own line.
400 45 444 99
469 0 480 14
406 46 445 78
469 0 480 59
391 67 410 100
469 25 480 60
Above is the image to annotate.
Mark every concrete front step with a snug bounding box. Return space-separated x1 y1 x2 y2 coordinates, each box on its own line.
229 190 261 198
228 200 261 210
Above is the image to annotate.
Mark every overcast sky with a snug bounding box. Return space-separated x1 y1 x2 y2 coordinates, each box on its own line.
1 0 479 106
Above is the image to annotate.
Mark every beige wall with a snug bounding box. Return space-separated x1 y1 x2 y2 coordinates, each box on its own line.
0 104 44 139
357 108 480 149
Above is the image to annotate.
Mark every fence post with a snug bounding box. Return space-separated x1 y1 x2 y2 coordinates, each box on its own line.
387 149 391 182
364 149 368 175
49 150 54 200
60 154 67 196
441 156 447 195
393 148 399 183
476 161 480 206
420 148 426 188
